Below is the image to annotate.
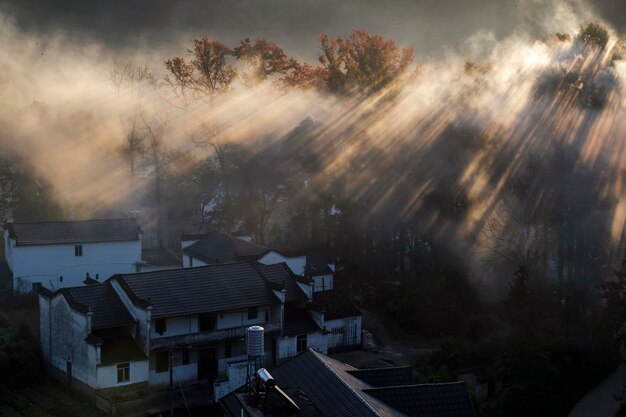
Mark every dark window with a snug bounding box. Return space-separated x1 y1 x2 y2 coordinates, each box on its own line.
224 341 232 358
296 334 307 353
182 349 190 365
155 351 169 373
117 362 130 383
74 245 83 256
247 306 258 320
199 314 216 332
154 319 166 335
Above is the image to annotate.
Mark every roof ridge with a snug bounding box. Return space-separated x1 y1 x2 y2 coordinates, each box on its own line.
308 349 385 417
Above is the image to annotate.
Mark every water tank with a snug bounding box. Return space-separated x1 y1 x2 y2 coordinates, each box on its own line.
247 325 264 356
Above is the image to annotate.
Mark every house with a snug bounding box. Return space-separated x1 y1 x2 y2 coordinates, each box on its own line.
138 247 181 272
37 261 362 403
258 250 335 292
180 231 269 267
37 282 148 394
220 348 477 417
181 232 335 292
4 218 142 292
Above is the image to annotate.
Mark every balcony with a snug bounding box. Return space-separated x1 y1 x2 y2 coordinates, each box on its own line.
149 321 281 350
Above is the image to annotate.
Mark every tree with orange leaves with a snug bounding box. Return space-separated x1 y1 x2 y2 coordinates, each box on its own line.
233 38 297 85
318 30 414 94
165 37 236 103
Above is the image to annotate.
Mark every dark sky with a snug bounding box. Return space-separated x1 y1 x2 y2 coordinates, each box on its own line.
0 0 623 60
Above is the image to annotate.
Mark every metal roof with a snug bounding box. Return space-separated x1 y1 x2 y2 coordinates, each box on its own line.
112 262 280 319
5 218 141 246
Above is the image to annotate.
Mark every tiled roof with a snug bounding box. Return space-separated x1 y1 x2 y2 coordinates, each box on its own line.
65 283 135 330
112 263 280 319
347 367 414 387
99 335 147 365
271 350 476 417
362 383 476 417
5 218 141 246
283 309 323 337
271 349 405 417
309 290 361 320
182 231 269 264
141 248 181 266
258 263 307 303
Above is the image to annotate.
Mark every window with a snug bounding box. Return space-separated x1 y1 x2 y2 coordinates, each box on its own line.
154 319 167 335
117 362 130 383
247 306 258 321
199 314 216 332
155 351 169 373
74 245 83 257
182 349 190 365
296 334 308 353
224 341 232 358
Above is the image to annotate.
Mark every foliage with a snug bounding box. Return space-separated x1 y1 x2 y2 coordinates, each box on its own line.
577 23 610 50
318 30 414 94
233 38 297 85
164 37 236 102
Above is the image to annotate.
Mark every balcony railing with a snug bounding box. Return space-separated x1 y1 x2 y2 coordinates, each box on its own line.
150 321 281 349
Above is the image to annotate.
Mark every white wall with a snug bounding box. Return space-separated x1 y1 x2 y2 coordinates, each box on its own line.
312 274 333 292
325 316 362 349
183 255 207 268
47 295 97 387
96 360 149 389
11 239 141 292
277 331 327 360
258 251 306 275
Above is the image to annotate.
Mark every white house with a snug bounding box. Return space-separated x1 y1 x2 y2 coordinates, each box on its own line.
38 261 361 403
37 282 149 393
258 250 335 292
4 218 142 293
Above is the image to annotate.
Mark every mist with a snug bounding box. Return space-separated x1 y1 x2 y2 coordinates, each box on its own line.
0 0 625 296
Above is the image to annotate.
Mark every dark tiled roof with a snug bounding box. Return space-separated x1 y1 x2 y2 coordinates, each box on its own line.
99 335 147 365
309 290 361 320
347 367 414 387
65 283 135 330
271 349 404 417
112 263 280 319
283 309 323 337
258 263 307 303
5 218 141 246
305 252 332 277
362 383 476 417
141 248 181 266
183 231 269 264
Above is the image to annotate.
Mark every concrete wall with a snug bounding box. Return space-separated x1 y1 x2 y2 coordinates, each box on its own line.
258 251 306 275
277 331 327 360
312 274 333 292
10 239 141 292
95 360 149 389
47 295 96 387
325 316 362 349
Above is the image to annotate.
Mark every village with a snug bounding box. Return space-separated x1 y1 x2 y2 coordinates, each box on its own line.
0 218 476 416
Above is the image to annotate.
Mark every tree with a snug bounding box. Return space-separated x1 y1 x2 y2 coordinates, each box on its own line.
318 30 414 94
577 23 609 50
233 38 296 85
164 38 237 103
